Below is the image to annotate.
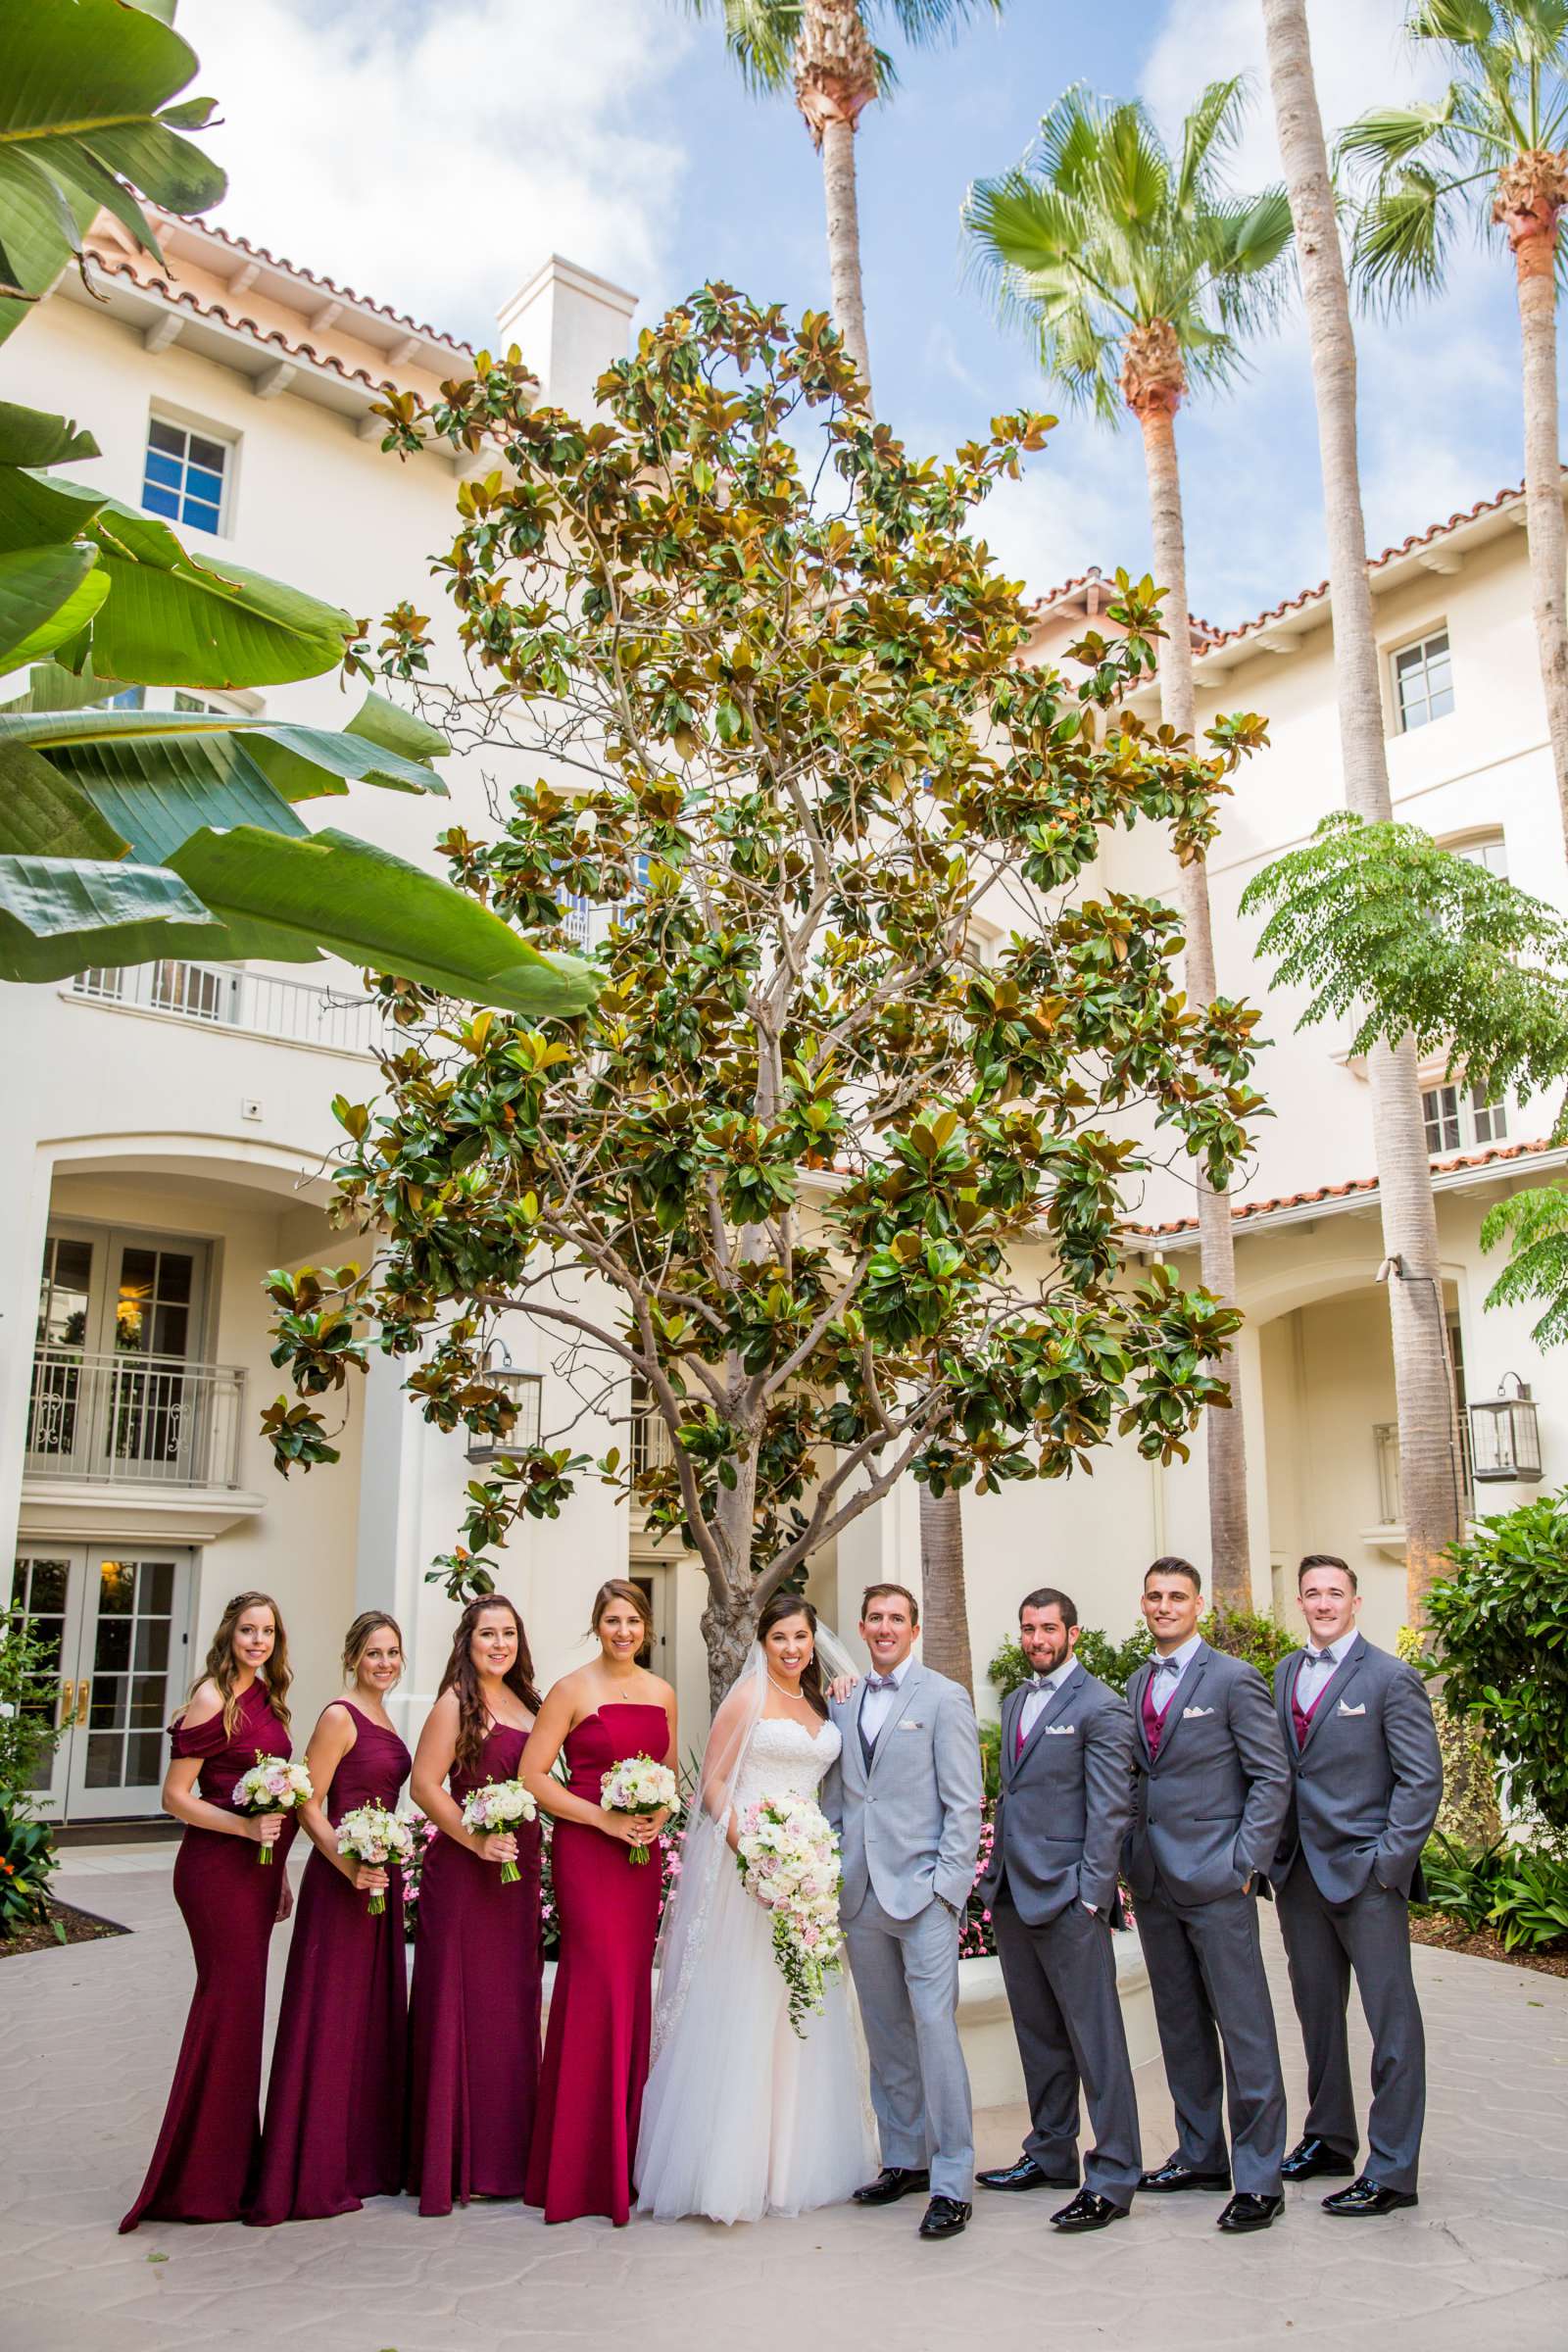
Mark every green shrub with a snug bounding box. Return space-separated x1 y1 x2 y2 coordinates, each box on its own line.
988 1607 1291 1701
1416 1834 1507 1933
0 1609 69 1793
1415 1834 1568 1952
0 1802 59 1939
1200 1605 1296 1688
1426 1493 1568 1838
1396 1626 1501 1847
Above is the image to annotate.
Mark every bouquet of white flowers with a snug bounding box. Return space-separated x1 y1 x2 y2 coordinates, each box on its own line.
736 1795 846 2036
334 1803 416 1915
460 1778 537 1885
600 1753 677 1866
232 1752 314 1864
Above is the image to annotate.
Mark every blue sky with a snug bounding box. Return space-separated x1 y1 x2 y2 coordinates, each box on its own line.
180 0 1546 629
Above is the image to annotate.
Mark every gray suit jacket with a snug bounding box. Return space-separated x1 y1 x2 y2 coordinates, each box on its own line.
1124 1642 1291 1906
1269 1634 1443 1903
823 1659 983 1922
979 1663 1133 1926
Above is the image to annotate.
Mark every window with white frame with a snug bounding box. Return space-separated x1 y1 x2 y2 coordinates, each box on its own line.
142 416 231 534
92 686 250 716
1422 1081 1507 1154
1451 830 1507 877
1393 628 1454 733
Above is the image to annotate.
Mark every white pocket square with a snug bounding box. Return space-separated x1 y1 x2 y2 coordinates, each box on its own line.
1338 1700 1367 1716
1044 1723 1076 1736
898 1718 924 1731
1182 1704 1214 1719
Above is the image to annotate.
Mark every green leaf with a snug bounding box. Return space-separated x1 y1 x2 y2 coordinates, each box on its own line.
0 401 100 470
28 725 307 864
342 689 449 767
0 540 107 669
0 736 127 859
0 852 225 981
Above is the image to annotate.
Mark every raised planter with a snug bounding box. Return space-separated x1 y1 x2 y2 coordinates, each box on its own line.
957 1932 1157 2110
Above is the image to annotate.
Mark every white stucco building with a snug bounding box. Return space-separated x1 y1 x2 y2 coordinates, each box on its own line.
3 214 1560 1823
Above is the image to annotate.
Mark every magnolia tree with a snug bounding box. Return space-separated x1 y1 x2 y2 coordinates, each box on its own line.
266 288 1267 1699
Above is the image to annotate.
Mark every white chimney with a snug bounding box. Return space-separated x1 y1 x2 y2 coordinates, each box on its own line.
497 255 638 420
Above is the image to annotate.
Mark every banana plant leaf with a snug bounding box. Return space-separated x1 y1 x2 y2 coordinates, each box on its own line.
0 853 227 980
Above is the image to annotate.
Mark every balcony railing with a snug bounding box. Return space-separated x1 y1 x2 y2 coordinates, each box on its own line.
69 961 382 1055
26 1348 246 1490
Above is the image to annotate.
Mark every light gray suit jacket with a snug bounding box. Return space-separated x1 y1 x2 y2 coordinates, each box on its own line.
979 1663 1134 1926
1124 1642 1291 1907
823 1659 983 1922
1269 1633 1443 1903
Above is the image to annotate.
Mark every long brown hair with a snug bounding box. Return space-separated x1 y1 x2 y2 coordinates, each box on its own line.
184 1591 292 1738
341 1609 404 1683
758 1591 828 1721
437 1594 541 1777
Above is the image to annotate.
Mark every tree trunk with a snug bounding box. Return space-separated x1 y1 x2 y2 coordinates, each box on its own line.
918 1485 973 1694
819 113 872 401
1263 0 1462 1624
1134 393 1252 1610
701 1586 760 1713
1508 196 1568 857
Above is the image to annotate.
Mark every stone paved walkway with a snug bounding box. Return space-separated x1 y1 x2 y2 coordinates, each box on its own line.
2 1848 1565 2352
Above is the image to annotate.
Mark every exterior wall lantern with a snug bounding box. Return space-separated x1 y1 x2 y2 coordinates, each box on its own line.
466 1345 543 1465
1468 1371 1544 1485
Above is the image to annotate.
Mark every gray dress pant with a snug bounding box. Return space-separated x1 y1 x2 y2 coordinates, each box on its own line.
844 1888 974 2201
1277 1860 1426 2194
1136 1883 1286 2195
992 1886 1142 2204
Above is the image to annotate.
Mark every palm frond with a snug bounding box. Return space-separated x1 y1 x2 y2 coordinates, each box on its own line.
869 0 1004 39
1097 99 1170 231
1408 0 1499 42
679 0 799 94
1349 163 1454 306
1032 83 1106 200
1175 76 1247 213
1337 100 1455 170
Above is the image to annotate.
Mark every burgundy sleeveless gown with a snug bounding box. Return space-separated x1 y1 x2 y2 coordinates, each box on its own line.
525 1703 668 2226
247 1704 413 2226
120 1679 297 2232
406 1719 543 2215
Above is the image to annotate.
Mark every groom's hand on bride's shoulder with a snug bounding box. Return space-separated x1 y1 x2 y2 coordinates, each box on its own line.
827 1673 858 1705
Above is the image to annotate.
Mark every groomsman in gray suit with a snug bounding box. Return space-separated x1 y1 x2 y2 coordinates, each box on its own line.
976 1586 1142 2232
1269 1554 1443 2218
1125 1557 1292 2234
824 1583 984 2242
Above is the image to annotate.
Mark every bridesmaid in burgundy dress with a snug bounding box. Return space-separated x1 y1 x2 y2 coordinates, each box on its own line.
523 1578 677 2226
406 1592 544 2215
121 1591 298 2233
247 1610 413 2226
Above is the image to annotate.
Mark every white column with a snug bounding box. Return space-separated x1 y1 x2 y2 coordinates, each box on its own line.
354 1346 429 1743
0 1146 56 1572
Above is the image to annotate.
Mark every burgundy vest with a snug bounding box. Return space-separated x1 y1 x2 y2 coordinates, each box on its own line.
1291 1662 1332 1749
1141 1673 1165 1761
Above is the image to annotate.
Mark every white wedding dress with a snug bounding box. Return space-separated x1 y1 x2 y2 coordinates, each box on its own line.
635 1713 877 2224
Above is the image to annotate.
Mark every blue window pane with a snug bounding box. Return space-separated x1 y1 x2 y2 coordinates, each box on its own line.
141 480 180 520
181 497 220 534
185 465 223 505
148 418 185 457
143 450 182 491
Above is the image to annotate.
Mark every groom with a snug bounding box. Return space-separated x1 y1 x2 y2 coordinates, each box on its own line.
824 1583 984 2242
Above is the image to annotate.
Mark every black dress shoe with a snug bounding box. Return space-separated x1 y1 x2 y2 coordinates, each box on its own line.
852 2166 930 2207
1322 2176 1419 2218
1051 2188 1129 2233
917 2194 971 2239
1217 2191 1285 2233
977 2156 1078 2192
1139 2155 1232 2194
1282 2135 1357 2182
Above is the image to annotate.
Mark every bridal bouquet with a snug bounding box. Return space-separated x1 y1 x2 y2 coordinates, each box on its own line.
335 1803 416 1915
233 1752 313 1864
601 1754 676 1865
461 1779 537 1885
736 1795 846 2037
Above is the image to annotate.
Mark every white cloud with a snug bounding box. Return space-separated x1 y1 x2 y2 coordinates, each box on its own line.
176 0 693 342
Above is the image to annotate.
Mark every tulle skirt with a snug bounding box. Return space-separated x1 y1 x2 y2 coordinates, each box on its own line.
634 1861 876 2225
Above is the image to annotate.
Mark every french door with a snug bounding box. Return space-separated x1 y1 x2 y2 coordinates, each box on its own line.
29 1225 211 1485
10 1547 196 1819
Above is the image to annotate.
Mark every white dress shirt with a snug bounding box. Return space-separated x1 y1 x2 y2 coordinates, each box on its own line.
1017 1654 1076 1745
1295 1636 1348 1707
858 1649 914 1746
1148 1632 1202 1718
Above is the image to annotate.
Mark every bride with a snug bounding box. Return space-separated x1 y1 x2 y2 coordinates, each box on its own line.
635 1592 876 2224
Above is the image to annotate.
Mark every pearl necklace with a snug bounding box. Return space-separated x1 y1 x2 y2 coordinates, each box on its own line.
766 1673 806 1700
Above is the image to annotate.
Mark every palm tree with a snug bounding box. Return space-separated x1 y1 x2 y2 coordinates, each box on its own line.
963 81 1294 1610
1340 2 1568 857
1261 0 1463 1622
683 0 1003 408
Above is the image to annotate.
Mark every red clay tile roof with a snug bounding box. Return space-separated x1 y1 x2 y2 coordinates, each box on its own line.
1127 1137 1557 1240
84 245 460 395
153 215 473 356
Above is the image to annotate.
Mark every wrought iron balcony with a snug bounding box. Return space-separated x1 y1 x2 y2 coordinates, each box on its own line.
26 1348 247 1491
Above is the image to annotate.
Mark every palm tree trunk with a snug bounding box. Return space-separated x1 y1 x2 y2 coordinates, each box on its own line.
1263 0 1463 1622
917 1484 973 1692
1135 394 1252 1611
820 112 872 401
1510 201 1568 856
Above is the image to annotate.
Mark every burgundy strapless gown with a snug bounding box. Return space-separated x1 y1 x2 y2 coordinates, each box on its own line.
247 1703 413 2226
406 1719 543 2215
525 1703 668 2226
120 1679 298 2232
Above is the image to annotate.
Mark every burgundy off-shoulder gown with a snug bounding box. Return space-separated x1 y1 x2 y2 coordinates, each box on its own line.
120 1679 297 2232
406 1718 544 2215
525 1703 667 2226
247 1703 413 2226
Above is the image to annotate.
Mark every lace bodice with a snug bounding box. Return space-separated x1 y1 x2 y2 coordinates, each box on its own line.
731 1714 841 1812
